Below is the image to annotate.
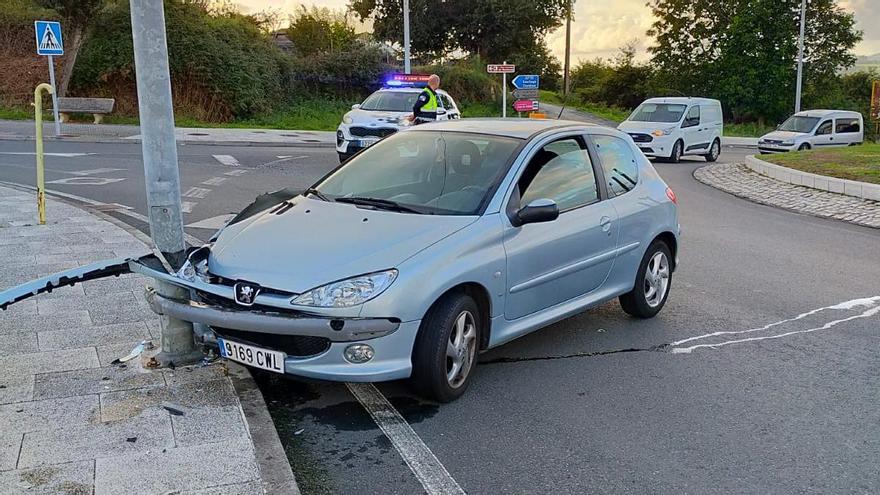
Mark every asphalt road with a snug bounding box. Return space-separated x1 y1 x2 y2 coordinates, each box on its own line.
1 139 878 494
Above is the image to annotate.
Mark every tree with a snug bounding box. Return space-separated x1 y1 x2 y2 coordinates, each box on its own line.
351 0 568 62
37 0 104 97
647 0 862 122
286 5 358 57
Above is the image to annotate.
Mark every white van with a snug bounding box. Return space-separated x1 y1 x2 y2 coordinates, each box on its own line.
618 97 724 163
758 110 864 154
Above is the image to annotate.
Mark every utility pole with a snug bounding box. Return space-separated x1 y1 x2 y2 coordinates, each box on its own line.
794 0 807 113
130 0 200 367
403 0 411 73
563 0 572 97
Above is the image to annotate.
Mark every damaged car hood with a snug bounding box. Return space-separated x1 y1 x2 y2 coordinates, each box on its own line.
208 196 476 293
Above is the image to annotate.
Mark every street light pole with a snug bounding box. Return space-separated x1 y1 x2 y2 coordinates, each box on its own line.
403 0 411 73
563 0 572 97
794 0 807 113
130 0 200 367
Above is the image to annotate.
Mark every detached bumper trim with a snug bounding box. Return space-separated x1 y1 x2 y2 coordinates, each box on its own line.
145 289 399 342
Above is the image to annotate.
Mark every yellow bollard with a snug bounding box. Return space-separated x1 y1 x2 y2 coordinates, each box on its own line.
34 83 53 225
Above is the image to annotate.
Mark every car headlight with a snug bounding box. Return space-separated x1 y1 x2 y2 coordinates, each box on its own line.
291 269 398 307
651 128 673 137
343 115 353 124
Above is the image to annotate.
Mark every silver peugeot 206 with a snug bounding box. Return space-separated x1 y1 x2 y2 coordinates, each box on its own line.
136 119 679 402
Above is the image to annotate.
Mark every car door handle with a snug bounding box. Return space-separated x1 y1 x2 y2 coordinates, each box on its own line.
600 216 612 234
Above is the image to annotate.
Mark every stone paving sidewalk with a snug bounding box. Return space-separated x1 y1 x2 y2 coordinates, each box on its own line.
695 163 880 229
0 186 298 494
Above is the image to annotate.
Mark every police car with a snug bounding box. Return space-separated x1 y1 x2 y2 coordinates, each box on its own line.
336 75 461 162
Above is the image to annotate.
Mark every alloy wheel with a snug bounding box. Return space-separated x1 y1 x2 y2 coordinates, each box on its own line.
644 252 670 308
446 310 477 388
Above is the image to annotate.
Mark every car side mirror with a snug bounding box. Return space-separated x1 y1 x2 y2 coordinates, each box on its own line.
351 104 361 110
513 199 559 227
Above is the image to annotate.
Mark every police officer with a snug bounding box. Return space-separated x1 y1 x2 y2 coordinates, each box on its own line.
410 74 441 125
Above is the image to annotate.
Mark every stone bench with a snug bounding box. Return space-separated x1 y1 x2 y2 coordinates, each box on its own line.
57 97 115 124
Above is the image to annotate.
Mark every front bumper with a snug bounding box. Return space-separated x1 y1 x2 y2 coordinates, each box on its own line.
635 135 674 157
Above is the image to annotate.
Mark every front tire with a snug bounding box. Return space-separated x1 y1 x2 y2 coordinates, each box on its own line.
410 294 481 402
669 140 684 163
704 139 721 162
797 143 811 152
619 241 672 318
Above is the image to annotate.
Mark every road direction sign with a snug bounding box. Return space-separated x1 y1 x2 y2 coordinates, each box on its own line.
511 74 539 90
34 21 63 56
512 89 539 99
514 99 539 112
487 64 515 74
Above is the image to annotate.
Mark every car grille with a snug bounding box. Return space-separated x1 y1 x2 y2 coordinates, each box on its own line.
196 290 301 316
349 127 397 138
762 139 783 145
213 327 331 358
629 133 653 143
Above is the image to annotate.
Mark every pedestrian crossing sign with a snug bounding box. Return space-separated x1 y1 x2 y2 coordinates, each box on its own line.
34 21 63 56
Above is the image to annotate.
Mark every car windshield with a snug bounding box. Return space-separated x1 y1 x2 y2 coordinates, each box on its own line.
628 103 687 123
315 131 522 215
778 116 820 133
360 91 420 112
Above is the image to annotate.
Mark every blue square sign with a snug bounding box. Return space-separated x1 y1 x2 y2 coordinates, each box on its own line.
35 21 63 56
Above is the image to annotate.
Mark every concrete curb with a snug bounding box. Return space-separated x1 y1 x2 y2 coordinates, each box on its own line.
2 186 300 494
0 134 336 148
745 155 880 202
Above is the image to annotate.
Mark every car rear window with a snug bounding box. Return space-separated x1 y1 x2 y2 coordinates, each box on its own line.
593 135 639 198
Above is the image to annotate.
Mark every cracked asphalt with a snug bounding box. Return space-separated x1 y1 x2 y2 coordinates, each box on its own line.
2 140 878 494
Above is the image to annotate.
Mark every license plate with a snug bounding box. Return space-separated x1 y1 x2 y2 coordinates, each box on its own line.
218 338 285 373
357 138 379 148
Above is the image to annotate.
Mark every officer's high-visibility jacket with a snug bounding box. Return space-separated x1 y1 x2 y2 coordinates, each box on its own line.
412 87 439 122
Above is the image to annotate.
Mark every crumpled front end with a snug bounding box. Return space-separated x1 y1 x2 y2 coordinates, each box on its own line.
131 248 416 382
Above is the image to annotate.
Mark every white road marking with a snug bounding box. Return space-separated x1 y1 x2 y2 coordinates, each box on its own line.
45 177 125 186
670 296 880 354
212 154 241 167
346 383 465 495
182 187 211 199
262 155 308 167
201 177 227 186
0 152 96 157
180 201 197 213
186 214 235 229
69 168 125 176
224 169 248 177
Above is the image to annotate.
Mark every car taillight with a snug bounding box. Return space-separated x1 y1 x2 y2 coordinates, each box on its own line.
666 187 677 204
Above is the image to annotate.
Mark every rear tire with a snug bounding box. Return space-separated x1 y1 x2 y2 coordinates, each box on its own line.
410 293 481 402
669 140 684 163
704 139 721 162
619 241 672 319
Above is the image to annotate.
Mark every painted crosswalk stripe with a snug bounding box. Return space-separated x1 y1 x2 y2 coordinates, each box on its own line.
186 214 236 229
181 201 197 213
69 168 125 176
262 155 309 167
212 155 241 167
224 169 248 177
201 177 227 186
182 187 211 199
346 383 465 495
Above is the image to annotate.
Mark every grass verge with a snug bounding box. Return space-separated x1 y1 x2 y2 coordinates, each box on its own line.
761 143 880 185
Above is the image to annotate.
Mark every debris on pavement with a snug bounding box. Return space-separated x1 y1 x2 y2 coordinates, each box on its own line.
111 340 152 365
162 401 187 416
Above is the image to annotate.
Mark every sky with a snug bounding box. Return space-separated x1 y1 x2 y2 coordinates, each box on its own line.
240 0 880 62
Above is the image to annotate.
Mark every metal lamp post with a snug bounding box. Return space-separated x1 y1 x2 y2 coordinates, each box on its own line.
794 0 807 113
